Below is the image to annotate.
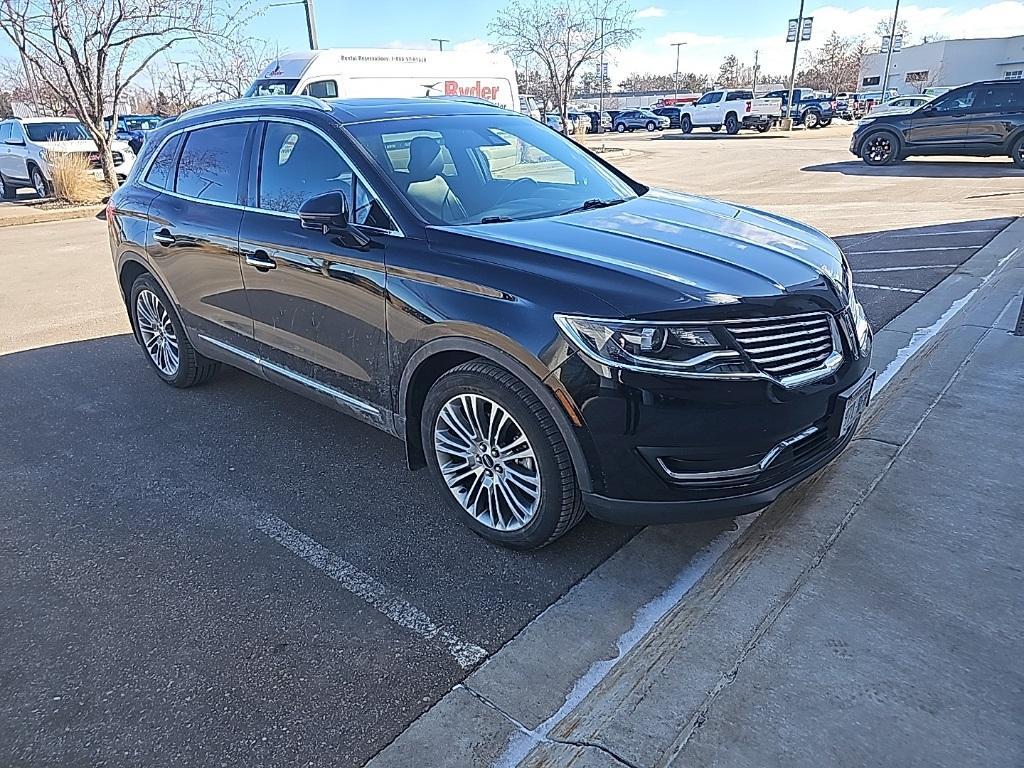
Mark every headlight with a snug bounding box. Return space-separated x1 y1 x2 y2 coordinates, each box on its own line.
554 315 756 376
841 259 871 356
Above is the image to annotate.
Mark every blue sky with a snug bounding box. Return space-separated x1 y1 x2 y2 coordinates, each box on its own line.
3 1 1023 83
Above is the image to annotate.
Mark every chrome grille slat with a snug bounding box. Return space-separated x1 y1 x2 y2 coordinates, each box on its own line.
724 312 839 383
747 342 832 365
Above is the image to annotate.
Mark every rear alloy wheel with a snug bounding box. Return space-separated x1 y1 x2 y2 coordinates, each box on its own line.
30 167 48 198
804 111 820 129
130 274 219 387
422 360 586 549
1012 136 1024 169
645 121 656 132
680 115 692 134
725 114 740 135
860 131 900 166
616 123 626 133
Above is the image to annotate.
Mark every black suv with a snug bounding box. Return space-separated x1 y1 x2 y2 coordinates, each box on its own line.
108 96 874 549
850 79 1024 167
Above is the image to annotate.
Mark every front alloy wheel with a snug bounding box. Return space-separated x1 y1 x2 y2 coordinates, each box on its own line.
434 393 540 533
1012 136 1024 169
804 111 820 129
422 360 586 549
31 168 48 198
861 132 898 165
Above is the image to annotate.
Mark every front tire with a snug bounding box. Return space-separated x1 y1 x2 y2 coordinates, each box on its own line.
130 274 219 388
1012 135 1024 169
645 121 656 132
421 360 586 550
860 130 900 166
725 114 740 135
804 111 820 129
680 115 692 134
0 173 14 200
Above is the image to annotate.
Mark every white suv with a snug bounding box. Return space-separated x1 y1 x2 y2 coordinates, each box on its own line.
0 117 136 199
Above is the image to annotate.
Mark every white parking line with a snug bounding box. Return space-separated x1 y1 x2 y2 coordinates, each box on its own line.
856 264 958 273
847 245 983 255
257 514 488 669
854 282 926 294
891 228 1003 238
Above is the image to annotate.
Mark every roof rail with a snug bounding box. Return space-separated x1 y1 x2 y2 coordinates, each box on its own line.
179 95 333 120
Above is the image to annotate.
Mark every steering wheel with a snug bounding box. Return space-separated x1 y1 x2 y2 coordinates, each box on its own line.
491 177 539 207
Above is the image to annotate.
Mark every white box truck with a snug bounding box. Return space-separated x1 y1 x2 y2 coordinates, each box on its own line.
246 48 521 112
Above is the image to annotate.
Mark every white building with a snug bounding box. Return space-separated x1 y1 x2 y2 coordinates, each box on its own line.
860 35 1024 94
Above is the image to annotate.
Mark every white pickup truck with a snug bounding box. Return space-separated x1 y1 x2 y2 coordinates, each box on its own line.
679 89 783 134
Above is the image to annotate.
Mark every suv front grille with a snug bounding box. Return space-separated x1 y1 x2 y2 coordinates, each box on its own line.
724 312 838 381
86 151 123 168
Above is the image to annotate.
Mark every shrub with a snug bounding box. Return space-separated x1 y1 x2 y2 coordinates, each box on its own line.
48 151 108 204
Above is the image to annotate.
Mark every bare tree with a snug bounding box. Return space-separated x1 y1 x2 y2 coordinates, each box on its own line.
0 55 73 116
800 31 861 95
873 16 912 50
490 0 640 133
0 0 246 189
196 37 275 101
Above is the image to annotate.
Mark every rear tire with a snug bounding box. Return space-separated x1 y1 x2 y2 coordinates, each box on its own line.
421 360 586 550
1012 135 1024 169
615 123 625 133
130 274 220 388
680 115 692 134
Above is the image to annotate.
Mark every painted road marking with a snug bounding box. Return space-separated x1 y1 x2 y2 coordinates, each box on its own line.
890 228 1004 238
257 514 488 669
854 282 926 294
847 245 983 255
855 264 959 273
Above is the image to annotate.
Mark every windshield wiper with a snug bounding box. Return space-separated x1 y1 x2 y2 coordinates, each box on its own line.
479 215 515 224
558 198 627 215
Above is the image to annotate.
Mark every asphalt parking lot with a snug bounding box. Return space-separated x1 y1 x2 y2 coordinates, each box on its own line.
0 129 1019 767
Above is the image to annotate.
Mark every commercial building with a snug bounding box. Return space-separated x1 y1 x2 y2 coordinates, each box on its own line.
859 35 1024 94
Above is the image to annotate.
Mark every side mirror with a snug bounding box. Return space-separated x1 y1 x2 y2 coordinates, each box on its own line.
298 190 371 249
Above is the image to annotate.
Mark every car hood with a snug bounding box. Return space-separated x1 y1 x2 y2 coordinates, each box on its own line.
36 138 132 153
432 189 850 319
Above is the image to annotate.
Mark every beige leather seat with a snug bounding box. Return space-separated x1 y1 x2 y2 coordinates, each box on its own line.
405 136 468 223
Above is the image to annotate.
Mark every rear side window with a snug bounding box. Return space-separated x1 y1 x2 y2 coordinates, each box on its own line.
175 123 250 204
144 133 182 190
974 84 1022 112
303 80 338 99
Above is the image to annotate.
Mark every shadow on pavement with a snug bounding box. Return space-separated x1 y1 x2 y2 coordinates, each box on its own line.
803 159 1022 178
658 132 789 141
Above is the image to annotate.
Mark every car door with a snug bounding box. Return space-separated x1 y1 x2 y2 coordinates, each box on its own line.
0 122 13 180
145 120 256 356
238 118 394 419
906 86 975 149
692 92 722 125
5 121 30 182
966 83 1020 149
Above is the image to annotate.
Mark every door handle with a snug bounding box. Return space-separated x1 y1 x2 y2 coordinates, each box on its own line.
244 250 277 271
153 228 175 246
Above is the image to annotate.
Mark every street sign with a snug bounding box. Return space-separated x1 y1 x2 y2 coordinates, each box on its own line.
787 18 798 42
801 17 814 41
880 34 903 54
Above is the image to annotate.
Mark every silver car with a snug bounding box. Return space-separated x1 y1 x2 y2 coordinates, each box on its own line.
613 109 670 133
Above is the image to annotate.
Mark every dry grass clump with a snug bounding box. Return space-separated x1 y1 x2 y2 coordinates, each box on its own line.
49 151 108 204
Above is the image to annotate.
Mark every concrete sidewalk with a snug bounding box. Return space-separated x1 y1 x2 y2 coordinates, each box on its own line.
512 248 1024 767
367 220 1024 768
0 201 103 227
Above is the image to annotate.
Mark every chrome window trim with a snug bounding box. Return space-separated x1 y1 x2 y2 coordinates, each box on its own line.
554 311 845 388
138 115 404 238
198 334 379 416
657 425 820 482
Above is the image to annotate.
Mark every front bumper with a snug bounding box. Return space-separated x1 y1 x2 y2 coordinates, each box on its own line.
552 333 873 525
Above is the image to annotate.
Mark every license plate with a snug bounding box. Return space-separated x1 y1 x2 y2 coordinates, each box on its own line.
839 374 874 438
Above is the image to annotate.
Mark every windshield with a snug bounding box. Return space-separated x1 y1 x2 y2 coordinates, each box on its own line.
245 78 300 97
25 122 89 142
346 113 639 226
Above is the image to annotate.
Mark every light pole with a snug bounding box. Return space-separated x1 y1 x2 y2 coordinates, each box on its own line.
784 0 806 130
431 38 450 51
596 16 610 119
671 41 687 103
170 60 187 107
879 0 901 101
268 0 318 49
752 49 760 93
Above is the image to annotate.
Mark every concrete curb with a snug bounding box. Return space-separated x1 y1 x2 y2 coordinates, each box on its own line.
365 218 1023 768
0 204 104 228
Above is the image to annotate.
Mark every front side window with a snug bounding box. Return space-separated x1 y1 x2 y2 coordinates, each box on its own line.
25 121 87 142
695 92 721 105
175 123 249 204
347 113 638 226
0 123 10 142
303 80 338 99
930 88 976 113
259 122 352 214
145 133 183 190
